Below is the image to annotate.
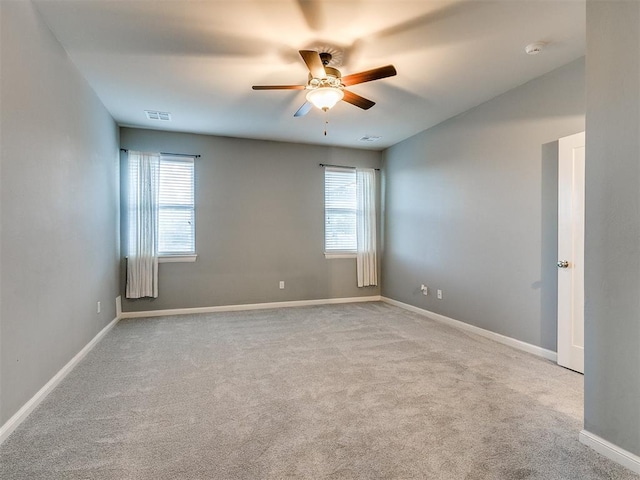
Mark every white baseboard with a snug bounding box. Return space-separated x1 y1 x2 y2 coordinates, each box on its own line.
381 297 557 362
580 430 640 474
120 295 382 319
0 315 120 445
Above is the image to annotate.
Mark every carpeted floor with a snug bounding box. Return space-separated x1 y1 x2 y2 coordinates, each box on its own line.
1 302 637 479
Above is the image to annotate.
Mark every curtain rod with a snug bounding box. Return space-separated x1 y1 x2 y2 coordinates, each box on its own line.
120 148 201 158
319 163 380 171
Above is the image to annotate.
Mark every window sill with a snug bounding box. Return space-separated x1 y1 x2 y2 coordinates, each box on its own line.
159 255 197 263
324 252 356 259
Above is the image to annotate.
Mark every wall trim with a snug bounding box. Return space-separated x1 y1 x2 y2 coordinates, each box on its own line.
381 297 557 362
120 295 382 319
0 315 120 445
580 430 640 475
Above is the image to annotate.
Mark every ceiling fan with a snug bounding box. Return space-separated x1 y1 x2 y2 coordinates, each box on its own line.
252 50 397 117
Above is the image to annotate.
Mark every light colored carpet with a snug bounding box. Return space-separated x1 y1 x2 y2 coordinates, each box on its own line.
1 302 637 479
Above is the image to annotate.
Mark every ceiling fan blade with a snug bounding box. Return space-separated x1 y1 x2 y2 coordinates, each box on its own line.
294 102 313 117
342 90 376 110
341 65 397 87
252 85 306 90
299 50 326 79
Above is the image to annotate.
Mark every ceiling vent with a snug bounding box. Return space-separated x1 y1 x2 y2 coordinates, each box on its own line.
145 110 172 121
359 135 381 142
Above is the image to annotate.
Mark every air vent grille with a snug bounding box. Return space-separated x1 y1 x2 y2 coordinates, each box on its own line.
145 110 172 121
359 135 381 142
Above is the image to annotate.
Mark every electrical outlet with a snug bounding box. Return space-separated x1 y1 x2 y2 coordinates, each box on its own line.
437 290 443 300
279 281 285 289
97 301 101 314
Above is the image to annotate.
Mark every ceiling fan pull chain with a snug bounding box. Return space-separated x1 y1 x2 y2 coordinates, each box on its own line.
324 111 329 136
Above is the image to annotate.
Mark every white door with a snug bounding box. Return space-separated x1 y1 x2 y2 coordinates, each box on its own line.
557 131 585 373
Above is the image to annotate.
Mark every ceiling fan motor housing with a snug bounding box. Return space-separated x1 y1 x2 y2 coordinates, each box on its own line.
308 66 342 89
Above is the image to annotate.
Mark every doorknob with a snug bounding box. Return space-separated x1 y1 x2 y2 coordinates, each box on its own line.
557 260 570 268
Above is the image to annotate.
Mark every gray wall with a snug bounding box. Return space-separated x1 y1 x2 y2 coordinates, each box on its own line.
382 59 585 351
120 128 381 312
584 1 640 455
0 2 120 424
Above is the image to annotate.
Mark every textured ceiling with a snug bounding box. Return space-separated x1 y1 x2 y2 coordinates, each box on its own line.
33 0 585 150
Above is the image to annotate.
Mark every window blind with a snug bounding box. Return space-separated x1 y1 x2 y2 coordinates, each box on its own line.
324 167 357 252
128 154 195 256
158 156 195 255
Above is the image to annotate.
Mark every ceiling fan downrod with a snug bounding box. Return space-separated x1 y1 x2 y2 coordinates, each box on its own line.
319 52 332 66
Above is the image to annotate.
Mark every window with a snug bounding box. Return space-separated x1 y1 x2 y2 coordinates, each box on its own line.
157 156 195 256
128 154 195 258
324 167 357 254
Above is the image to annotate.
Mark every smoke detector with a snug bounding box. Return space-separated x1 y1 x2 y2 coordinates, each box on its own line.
525 42 546 55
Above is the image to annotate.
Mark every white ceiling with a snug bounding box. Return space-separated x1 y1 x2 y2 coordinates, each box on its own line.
33 0 585 150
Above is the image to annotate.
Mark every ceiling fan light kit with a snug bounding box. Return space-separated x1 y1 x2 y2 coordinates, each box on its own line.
306 64 344 111
252 50 397 117
306 87 344 111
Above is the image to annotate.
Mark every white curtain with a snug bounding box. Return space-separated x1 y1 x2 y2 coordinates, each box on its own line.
126 152 160 298
356 168 377 287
